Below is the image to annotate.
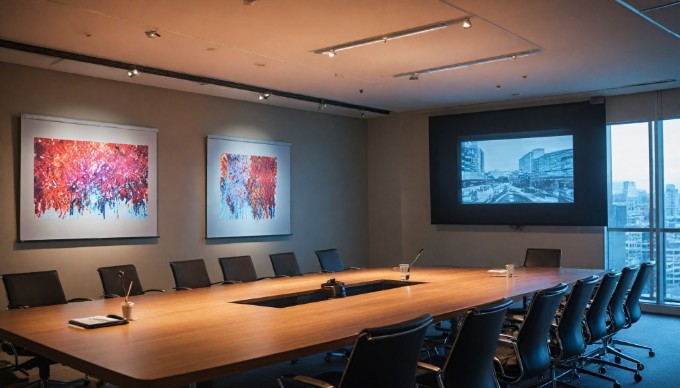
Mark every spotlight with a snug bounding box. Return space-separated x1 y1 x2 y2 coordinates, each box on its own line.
145 30 161 39
127 68 139 78
462 18 471 28
409 73 419 81
324 50 336 58
318 100 327 110
258 92 270 100
243 0 257 4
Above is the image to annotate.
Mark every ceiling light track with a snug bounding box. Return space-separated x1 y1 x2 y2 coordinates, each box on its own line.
311 17 471 56
0 39 390 116
393 49 541 78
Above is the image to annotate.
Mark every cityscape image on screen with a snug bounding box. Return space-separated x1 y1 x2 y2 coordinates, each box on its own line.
460 134 574 204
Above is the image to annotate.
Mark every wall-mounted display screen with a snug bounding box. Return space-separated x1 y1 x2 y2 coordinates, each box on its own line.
460 134 574 205
429 101 606 226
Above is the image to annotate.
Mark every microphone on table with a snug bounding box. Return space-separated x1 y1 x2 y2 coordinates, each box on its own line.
409 248 425 268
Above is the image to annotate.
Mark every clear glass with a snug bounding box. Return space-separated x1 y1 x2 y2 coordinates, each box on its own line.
662 119 680 229
609 123 650 228
607 231 656 301
663 232 680 302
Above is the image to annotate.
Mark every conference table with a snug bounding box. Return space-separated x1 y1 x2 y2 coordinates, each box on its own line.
0 266 601 387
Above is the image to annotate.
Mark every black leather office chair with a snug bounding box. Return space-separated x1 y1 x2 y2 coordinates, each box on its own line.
1 270 92 386
218 255 268 283
269 252 303 277
548 275 599 385
494 283 568 386
612 261 655 358
170 259 231 290
278 313 433 388
314 248 360 273
417 298 512 388
97 264 165 298
578 270 643 386
514 248 563 314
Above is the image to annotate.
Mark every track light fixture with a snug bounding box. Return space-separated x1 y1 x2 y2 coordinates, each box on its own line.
393 49 541 79
243 0 257 4
318 100 327 111
409 73 419 81
258 92 270 100
145 30 161 39
127 68 139 78
462 18 471 29
311 17 470 56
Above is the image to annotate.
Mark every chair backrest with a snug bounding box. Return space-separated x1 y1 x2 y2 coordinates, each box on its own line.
218 256 259 282
269 252 302 276
516 282 568 379
625 261 655 324
315 248 345 272
554 275 599 360
339 313 433 388
2 270 68 308
442 298 513 388
170 259 213 289
97 264 146 297
524 248 562 267
584 271 621 343
608 265 639 332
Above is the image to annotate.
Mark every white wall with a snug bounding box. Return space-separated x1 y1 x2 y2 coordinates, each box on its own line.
0 63 369 308
367 112 605 269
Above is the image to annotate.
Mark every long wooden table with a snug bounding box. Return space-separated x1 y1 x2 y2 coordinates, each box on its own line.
0 267 601 387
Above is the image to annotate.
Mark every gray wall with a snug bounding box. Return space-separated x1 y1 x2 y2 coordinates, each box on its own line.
0 63 369 307
366 112 606 269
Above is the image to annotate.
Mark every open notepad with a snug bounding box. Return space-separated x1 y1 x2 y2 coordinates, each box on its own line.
68 315 129 329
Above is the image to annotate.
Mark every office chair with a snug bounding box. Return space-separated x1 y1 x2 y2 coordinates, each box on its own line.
170 259 232 290
417 298 513 388
218 255 269 283
269 252 303 277
493 282 568 386
1 270 93 386
314 248 360 273
548 275 599 386
514 248 563 314
578 270 642 385
278 313 433 388
612 261 655 358
97 264 165 298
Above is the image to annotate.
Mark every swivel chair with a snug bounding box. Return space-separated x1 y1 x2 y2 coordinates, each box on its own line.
170 259 232 290
314 248 360 273
417 298 513 388
218 255 268 283
269 252 303 277
515 248 563 313
494 283 568 386
611 261 655 358
97 264 165 298
278 314 433 388
1 270 92 386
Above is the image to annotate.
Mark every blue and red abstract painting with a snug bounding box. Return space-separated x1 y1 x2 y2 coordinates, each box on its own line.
33 137 149 220
220 153 277 220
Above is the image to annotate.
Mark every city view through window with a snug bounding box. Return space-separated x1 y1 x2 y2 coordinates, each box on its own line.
609 119 680 304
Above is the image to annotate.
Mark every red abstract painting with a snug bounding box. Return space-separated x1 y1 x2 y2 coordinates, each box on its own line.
33 137 149 219
220 153 277 220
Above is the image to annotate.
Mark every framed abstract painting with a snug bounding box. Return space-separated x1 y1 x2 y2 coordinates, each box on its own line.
19 114 158 241
206 136 291 238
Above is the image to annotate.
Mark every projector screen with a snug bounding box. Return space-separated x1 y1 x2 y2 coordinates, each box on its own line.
429 101 606 226
460 133 574 205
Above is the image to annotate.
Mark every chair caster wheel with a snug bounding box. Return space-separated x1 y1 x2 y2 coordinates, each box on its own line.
649 351 655 357
637 363 644 371
634 373 642 382
614 356 621 364
599 366 606 374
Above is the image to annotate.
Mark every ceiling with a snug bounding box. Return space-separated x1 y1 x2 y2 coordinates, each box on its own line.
1 0 679 118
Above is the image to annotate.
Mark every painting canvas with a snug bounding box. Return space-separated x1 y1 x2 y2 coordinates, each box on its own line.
20 114 158 241
207 136 290 238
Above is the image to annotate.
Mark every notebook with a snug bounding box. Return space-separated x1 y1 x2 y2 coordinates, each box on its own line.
68 315 128 329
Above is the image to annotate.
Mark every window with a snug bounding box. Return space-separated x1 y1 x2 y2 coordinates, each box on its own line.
608 118 680 305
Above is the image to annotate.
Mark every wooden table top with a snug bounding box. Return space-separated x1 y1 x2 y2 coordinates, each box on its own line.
0 266 601 387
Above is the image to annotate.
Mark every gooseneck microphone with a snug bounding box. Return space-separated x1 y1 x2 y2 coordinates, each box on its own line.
409 248 425 268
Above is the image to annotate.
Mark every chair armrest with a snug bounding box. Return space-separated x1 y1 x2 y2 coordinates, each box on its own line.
101 293 121 299
347 266 362 270
8 304 29 309
173 287 192 291
211 280 239 285
278 375 333 388
498 333 516 344
68 297 94 303
416 361 441 374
